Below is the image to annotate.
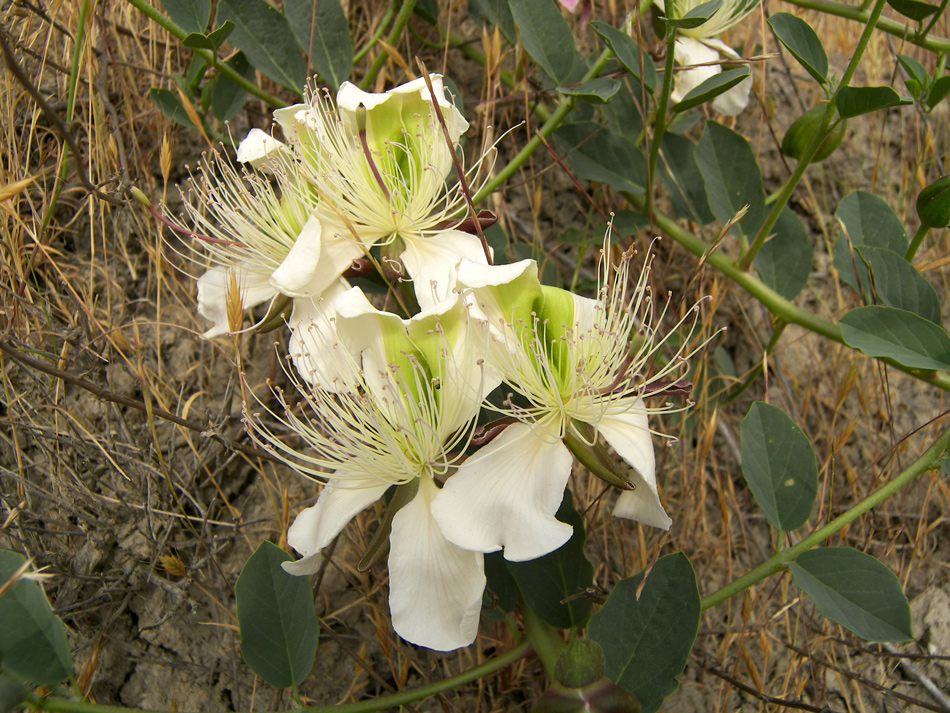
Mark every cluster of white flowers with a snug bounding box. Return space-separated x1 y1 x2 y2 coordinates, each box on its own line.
176 75 697 652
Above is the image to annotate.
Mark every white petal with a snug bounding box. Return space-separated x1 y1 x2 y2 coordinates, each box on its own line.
273 103 312 142
401 229 489 310
282 475 390 576
388 477 484 651
235 128 286 169
287 280 358 390
596 409 672 530
431 422 574 562
711 73 752 116
197 265 276 338
269 214 323 296
570 292 598 333
671 37 721 104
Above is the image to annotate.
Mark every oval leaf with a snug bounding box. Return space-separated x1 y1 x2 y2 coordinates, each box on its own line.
589 21 657 91
558 77 622 103
659 133 715 224
0 551 71 686
160 0 210 33
509 0 580 85
835 86 913 118
768 13 828 84
553 122 648 194
0 678 28 713
790 547 913 642
672 67 750 114
507 490 594 629
695 121 766 237
740 402 818 531
833 190 907 293
839 305 950 370
666 0 724 29
855 246 941 324
897 54 928 98
926 75 950 110
236 541 319 689
218 0 306 93
754 206 813 301
211 51 256 121
886 0 938 20
588 553 700 713
148 88 198 130
284 0 353 92
917 175 950 229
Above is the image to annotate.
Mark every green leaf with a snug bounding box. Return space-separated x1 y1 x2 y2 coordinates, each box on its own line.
589 21 656 91
672 67 750 114
781 104 846 161
694 121 766 237
509 0 579 85
553 122 648 194
182 21 234 52
284 0 353 92
659 133 715 224
482 551 518 620
926 75 950 110
0 551 71 686
148 88 198 130
235 541 319 689
469 0 517 44
790 547 913 642
740 402 818 531
160 0 210 33
897 54 928 98
839 305 950 370
666 0 724 28
917 175 950 228
218 0 306 93
855 246 941 323
768 13 828 84
835 86 913 118
211 51 255 121
754 206 813 300
558 77 621 103
588 553 700 713
0 678 28 713
886 0 938 20
507 491 594 629
833 190 907 293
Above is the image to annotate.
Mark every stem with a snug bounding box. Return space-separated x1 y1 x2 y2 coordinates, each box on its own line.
700 422 950 610
647 26 679 219
25 643 531 713
738 0 888 269
631 195 950 391
782 0 950 53
353 0 397 64
359 0 417 91
125 0 287 107
520 603 565 678
917 0 950 40
472 50 612 204
906 223 930 261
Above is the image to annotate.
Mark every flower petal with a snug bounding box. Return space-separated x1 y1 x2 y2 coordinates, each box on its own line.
235 128 286 169
287 280 358 389
596 409 672 530
431 422 574 562
388 477 485 651
270 213 365 298
711 72 752 116
400 229 488 310
671 37 721 104
197 265 276 338
282 475 390 575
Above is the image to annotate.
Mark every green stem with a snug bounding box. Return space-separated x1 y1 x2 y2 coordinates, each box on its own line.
353 0 397 64
905 223 930 261
25 643 531 713
126 0 287 106
700 422 950 609
917 0 950 41
738 0 888 269
647 26 679 218
520 603 565 678
472 50 612 204
632 195 950 391
782 0 950 53
359 0 417 91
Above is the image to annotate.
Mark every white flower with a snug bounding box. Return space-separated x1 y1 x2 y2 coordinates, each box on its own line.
248 288 499 651
430 246 703 562
274 75 495 310
671 37 753 116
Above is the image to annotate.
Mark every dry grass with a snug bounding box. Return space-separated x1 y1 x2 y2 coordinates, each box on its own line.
2 0 950 711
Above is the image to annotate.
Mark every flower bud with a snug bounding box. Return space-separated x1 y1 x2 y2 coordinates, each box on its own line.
781 104 846 162
533 640 640 713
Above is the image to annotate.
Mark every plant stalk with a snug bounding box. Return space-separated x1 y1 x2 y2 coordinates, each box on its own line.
700 422 950 609
906 223 930 261
359 0 417 90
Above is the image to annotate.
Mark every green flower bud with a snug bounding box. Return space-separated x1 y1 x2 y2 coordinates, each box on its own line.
916 175 950 229
781 104 846 162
